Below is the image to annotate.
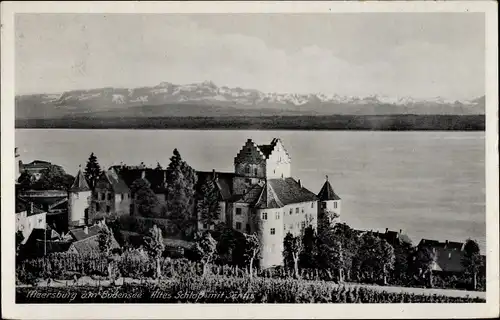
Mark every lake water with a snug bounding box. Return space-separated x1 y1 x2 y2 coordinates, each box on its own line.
16 129 486 252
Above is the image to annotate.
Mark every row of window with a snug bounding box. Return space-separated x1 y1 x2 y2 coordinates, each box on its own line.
235 222 251 234
320 202 338 209
97 192 129 202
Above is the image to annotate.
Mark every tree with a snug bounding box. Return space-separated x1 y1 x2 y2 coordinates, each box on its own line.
299 225 318 269
413 246 436 287
243 233 261 279
32 165 74 191
331 223 361 281
17 172 35 191
144 225 165 279
316 226 346 282
462 239 482 290
155 162 163 170
16 230 24 256
283 232 303 279
194 231 218 276
355 232 395 285
130 178 160 217
84 153 102 191
165 149 197 238
197 179 220 230
97 221 114 280
318 209 339 234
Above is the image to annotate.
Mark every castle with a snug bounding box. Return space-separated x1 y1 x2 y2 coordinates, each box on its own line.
196 138 342 268
65 138 342 268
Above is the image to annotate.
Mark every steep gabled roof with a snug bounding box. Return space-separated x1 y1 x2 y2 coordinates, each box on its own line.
70 169 90 192
254 183 283 209
103 169 129 193
318 178 341 201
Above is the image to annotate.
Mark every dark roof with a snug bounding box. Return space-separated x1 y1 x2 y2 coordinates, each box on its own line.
114 166 167 193
68 225 102 241
267 178 318 206
70 235 119 256
235 184 264 204
318 179 341 201
70 169 90 192
432 248 465 273
25 227 61 243
257 138 281 159
103 169 130 193
196 171 235 201
254 183 282 209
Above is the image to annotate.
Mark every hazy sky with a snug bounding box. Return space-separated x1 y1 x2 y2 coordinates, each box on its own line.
16 13 485 99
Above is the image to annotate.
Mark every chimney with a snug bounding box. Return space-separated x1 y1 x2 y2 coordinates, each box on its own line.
212 169 216 180
298 179 301 187
385 228 389 234
399 229 402 234
84 226 89 234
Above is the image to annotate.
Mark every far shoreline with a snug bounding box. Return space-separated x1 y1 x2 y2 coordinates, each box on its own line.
15 114 486 131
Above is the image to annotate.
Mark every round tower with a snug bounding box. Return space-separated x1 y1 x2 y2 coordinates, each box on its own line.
317 175 342 230
68 166 92 227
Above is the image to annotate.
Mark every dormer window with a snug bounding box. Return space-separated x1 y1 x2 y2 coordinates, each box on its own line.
245 167 250 174
254 168 258 176
334 202 338 209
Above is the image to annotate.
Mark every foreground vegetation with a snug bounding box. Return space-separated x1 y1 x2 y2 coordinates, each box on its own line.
15 114 485 131
16 275 485 303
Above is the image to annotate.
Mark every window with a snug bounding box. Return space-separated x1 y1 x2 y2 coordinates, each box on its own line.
295 208 299 214
301 208 304 214
321 202 326 209
245 167 250 174
311 202 314 208
246 224 251 233
290 224 294 230
236 208 242 215
236 222 242 230
301 221 306 230
275 212 280 220
96 203 100 212
270 228 276 235
117 194 122 202
262 212 267 220
203 223 208 229
106 205 111 213
254 168 258 176
107 193 111 201
283 224 286 231
100 192 105 201
289 209 293 215
334 202 338 209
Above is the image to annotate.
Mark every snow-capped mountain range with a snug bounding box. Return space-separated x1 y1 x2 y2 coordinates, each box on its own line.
15 81 485 119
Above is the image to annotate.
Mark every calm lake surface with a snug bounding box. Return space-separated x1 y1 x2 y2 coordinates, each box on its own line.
16 129 486 252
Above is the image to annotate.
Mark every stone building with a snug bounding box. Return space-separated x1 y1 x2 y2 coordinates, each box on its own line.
93 168 131 219
197 138 341 268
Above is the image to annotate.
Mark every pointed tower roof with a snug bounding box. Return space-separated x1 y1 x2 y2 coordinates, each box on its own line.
70 167 90 192
318 175 341 201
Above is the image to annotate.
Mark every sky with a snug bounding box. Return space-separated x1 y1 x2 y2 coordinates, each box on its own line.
15 13 485 99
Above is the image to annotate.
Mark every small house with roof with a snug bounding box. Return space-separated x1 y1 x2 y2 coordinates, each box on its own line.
418 239 467 274
19 160 63 180
63 221 120 256
15 197 47 244
68 167 93 227
317 176 342 229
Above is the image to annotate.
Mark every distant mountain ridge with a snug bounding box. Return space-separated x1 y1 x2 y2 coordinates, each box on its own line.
15 81 485 119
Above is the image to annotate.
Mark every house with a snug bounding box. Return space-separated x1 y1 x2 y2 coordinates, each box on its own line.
418 239 466 273
17 189 69 233
110 165 168 214
93 168 131 220
15 197 47 244
19 160 63 180
63 221 120 256
195 138 341 268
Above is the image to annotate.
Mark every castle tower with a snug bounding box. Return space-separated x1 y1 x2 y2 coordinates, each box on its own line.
68 166 92 227
317 176 341 230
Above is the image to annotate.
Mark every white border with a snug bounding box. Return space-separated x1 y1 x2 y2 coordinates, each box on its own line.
1 1 498 319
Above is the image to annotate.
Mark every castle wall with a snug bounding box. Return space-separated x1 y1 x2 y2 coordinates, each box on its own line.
283 201 318 237
232 203 251 233
257 208 285 268
68 190 92 227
